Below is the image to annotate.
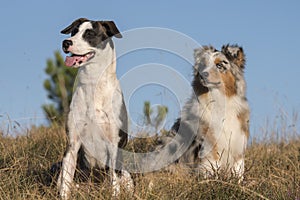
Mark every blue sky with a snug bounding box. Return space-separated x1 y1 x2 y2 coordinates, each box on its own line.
0 1 299 138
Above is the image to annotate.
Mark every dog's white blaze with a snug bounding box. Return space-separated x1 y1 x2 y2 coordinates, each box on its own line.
67 22 94 55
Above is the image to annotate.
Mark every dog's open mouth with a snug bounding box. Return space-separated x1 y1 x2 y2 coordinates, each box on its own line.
64 51 95 67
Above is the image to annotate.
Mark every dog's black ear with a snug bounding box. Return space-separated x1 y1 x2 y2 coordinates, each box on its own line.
61 18 89 34
100 21 122 38
222 44 246 69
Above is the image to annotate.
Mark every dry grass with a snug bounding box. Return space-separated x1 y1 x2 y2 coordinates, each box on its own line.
0 125 299 200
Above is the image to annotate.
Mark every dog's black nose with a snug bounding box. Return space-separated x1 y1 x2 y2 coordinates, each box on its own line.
62 40 73 53
200 72 209 78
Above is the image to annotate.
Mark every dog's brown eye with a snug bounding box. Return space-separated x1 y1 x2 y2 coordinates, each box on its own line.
216 63 222 69
216 63 226 72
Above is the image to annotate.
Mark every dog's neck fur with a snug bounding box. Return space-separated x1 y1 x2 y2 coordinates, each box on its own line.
197 86 246 124
77 43 117 88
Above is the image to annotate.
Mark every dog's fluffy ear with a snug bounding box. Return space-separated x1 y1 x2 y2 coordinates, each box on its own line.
194 48 202 65
61 18 89 34
222 44 246 69
193 48 203 74
100 21 122 38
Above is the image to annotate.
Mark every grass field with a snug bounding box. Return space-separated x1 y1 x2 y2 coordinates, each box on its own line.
0 124 299 200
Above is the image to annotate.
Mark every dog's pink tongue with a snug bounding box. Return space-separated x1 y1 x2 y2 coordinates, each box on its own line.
65 55 88 67
65 56 77 67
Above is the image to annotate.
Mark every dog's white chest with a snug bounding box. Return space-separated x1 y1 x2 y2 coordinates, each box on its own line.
70 84 95 121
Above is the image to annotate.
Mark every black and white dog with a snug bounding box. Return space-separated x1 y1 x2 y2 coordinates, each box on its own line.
57 18 133 199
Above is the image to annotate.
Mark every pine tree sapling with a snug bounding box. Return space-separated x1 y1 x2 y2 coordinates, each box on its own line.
42 51 77 125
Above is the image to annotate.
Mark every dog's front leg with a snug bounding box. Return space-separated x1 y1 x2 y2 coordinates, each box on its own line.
57 140 81 199
112 170 120 197
110 145 121 197
232 157 245 183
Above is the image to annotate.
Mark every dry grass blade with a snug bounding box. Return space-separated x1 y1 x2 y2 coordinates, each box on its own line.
0 125 299 199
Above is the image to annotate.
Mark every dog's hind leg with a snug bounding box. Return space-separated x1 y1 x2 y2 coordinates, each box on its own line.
57 139 81 199
120 169 134 193
116 148 134 193
109 144 134 197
